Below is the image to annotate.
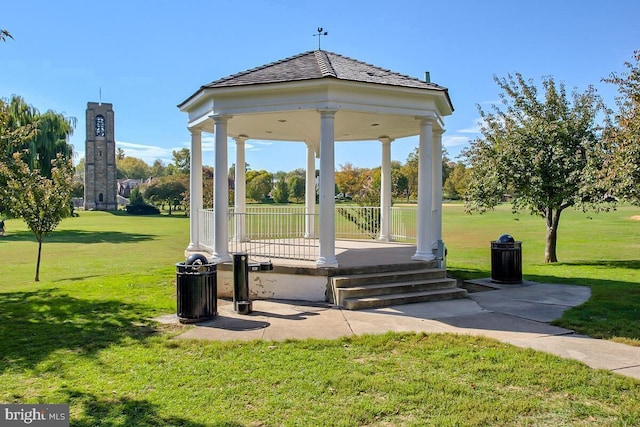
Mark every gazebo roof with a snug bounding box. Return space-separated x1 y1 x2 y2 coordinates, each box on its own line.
179 50 453 142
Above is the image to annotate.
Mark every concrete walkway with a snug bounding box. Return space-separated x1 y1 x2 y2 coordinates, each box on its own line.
157 280 640 381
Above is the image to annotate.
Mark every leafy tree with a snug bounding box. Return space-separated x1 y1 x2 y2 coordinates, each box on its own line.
129 186 145 205
141 175 188 215
246 170 273 202
0 99 37 214
117 156 150 179
335 162 366 198
287 175 305 203
443 162 471 200
602 50 640 205
0 153 73 281
271 177 289 203
116 147 126 160
171 148 190 175
2 96 75 179
70 179 84 198
392 169 409 200
400 148 419 202
150 159 166 177
463 73 608 262
203 166 214 209
354 168 380 206
125 186 160 215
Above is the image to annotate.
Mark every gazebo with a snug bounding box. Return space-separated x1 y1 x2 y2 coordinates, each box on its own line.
178 50 458 306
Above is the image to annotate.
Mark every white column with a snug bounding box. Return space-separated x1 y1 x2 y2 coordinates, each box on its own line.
234 135 248 242
212 115 232 263
305 141 317 239
187 128 203 251
413 118 435 261
378 137 393 241
432 129 444 247
316 110 338 267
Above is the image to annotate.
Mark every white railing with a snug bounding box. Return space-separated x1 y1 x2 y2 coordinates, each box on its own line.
335 206 381 239
198 205 417 261
390 206 418 242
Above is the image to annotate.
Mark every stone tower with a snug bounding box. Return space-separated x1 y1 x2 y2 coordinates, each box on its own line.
84 102 117 211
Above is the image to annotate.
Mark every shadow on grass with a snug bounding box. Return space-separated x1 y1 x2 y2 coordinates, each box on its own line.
1 229 154 244
107 210 189 219
558 259 640 270
65 390 228 427
0 289 159 373
446 266 488 281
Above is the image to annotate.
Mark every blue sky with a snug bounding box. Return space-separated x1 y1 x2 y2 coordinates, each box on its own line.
2 0 639 173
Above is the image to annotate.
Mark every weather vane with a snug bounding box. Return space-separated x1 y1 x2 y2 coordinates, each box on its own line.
313 27 328 50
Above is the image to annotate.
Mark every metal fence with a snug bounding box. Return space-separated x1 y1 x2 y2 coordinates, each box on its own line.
199 205 417 261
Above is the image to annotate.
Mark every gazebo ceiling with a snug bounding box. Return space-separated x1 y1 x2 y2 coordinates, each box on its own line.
179 50 454 145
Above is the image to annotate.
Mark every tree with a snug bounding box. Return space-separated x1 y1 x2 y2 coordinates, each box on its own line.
602 50 640 205
287 174 305 203
443 162 471 200
246 170 273 202
335 162 367 198
142 175 188 215
0 153 74 281
2 96 75 179
271 177 289 203
126 186 160 215
171 148 190 175
392 169 409 200
0 99 37 214
400 149 419 202
150 159 166 177
117 156 150 179
463 73 608 263
353 168 379 206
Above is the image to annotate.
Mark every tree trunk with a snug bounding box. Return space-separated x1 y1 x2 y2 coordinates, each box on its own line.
35 238 42 281
544 208 562 263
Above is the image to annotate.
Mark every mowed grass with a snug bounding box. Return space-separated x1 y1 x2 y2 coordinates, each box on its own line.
442 204 640 344
0 207 639 426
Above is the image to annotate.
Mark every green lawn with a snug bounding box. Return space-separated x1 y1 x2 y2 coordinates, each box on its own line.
442 203 640 344
1 207 639 426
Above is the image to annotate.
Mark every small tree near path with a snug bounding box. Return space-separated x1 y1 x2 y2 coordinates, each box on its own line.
463 73 608 263
0 153 74 281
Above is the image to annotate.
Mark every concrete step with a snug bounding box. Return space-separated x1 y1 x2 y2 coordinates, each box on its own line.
330 260 438 276
332 268 447 288
343 288 468 310
336 278 458 300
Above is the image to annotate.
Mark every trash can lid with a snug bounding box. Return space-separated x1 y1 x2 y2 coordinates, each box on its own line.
497 234 515 243
186 253 209 265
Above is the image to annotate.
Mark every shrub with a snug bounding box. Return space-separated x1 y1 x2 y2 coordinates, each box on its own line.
126 203 160 215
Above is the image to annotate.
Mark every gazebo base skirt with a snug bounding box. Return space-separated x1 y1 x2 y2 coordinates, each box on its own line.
185 241 439 304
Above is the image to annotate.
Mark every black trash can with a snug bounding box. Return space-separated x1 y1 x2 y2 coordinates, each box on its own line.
176 260 217 323
490 234 522 284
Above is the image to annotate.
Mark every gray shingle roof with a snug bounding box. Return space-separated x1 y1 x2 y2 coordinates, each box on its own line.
180 50 453 111
203 50 447 91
